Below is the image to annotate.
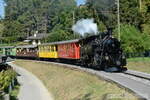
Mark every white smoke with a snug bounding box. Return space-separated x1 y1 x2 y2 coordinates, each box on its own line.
72 18 98 36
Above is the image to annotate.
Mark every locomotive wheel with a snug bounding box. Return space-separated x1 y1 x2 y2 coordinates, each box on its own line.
93 53 101 69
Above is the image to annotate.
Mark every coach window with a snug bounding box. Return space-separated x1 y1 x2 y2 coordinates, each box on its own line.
49 46 51 51
38 47 40 52
43 46 45 52
51 46 53 52
53 46 55 51
42 46 44 52
45 46 47 52
33 48 35 52
47 46 49 52
41 47 43 52
27 48 29 52
40 47 42 52
49 46 51 52
44 46 46 52
47 46 49 51
51 46 54 52
54 46 55 51
20 48 21 52
39 47 41 52
55 46 57 51
46 46 48 52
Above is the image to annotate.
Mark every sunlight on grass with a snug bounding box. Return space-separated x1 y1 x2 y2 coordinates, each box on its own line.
14 60 138 100
127 57 150 74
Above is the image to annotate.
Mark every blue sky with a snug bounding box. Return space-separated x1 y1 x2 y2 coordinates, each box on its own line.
0 0 86 18
0 0 5 18
76 0 86 6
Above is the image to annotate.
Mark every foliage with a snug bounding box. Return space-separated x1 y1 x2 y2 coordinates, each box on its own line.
0 69 16 93
2 0 77 43
86 0 117 28
0 21 4 37
114 24 150 52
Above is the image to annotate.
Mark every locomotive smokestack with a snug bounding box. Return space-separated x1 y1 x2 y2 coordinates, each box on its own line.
107 28 113 35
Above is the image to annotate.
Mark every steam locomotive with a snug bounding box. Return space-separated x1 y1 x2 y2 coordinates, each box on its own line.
0 29 127 72
80 29 127 71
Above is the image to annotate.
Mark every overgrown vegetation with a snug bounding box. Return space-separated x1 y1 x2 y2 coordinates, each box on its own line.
14 60 139 100
0 0 150 53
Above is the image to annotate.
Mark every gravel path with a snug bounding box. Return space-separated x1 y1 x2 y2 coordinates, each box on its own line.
7 62 53 100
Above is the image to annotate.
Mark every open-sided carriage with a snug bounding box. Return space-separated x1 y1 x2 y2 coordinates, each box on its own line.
16 45 38 59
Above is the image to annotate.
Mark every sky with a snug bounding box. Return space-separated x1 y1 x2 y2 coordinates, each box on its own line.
0 0 5 18
76 0 86 6
0 0 86 18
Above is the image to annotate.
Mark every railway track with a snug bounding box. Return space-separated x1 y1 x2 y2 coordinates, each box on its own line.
124 70 150 81
121 72 150 87
8 59 150 100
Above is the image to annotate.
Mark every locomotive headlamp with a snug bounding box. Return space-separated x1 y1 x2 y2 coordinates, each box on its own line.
122 55 125 59
116 61 121 66
112 44 115 47
105 56 109 60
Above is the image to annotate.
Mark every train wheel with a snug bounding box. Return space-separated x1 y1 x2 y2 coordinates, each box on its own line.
93 53 101 69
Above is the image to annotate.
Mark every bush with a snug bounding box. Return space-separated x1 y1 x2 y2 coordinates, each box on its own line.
0 69 17 93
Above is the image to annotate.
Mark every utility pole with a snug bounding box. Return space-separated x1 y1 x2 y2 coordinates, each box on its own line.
139 0 142 11
73 11 75 25
73 11 75 38
117 0 121 41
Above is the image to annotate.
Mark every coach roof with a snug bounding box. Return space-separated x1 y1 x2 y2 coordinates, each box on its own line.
16 45 37 48
0 46 14 48
39 39 80 46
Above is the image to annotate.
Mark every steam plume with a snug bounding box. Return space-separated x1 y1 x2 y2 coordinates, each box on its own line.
72 18 98 36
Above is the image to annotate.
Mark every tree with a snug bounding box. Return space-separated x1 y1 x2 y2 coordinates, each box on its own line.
2 0 77 43
116 24 150 52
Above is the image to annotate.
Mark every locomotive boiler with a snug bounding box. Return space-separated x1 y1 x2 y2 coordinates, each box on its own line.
79 29 127 71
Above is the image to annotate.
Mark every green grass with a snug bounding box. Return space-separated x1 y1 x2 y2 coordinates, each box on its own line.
126 57 150 74
14 60 139 100
10 85 20 100
127 57 150 62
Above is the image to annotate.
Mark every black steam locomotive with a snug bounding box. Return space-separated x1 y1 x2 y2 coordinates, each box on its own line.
80 29 127 71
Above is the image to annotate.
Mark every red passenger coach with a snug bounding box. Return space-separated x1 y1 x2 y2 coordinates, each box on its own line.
57 39 80 59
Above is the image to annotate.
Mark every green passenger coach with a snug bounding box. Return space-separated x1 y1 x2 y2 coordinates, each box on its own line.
0 46 16 56
0 47 5 55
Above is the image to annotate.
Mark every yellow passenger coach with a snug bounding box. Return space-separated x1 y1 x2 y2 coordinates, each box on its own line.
38 43 58 58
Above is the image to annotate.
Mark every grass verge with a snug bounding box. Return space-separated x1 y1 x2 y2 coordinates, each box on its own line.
10 85 20 100
14 60 139 100
127 57 150 74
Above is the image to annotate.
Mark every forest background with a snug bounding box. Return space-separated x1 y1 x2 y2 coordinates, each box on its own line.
0 0 150 53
